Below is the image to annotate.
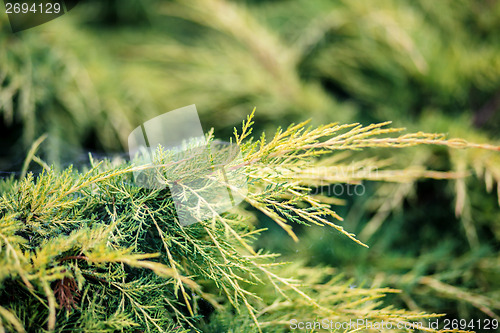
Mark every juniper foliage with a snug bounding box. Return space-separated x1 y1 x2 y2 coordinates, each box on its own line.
1 112 499 332
1 0 500 331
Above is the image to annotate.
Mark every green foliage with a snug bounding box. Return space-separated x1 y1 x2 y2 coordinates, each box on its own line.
1 0 500 331
2 0 500 152
1 114 499 332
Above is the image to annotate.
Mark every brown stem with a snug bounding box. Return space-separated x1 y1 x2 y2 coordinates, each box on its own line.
57 255 89 262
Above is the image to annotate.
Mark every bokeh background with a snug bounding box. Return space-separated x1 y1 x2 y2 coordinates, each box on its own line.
1 0 500 325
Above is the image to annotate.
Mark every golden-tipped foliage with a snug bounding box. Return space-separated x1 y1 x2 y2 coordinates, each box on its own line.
1 115 499 332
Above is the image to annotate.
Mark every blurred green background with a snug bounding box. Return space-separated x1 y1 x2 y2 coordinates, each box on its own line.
1 0 500 326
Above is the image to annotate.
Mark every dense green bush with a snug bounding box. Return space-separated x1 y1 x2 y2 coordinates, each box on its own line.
1 0 500 331
1 115 498 332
